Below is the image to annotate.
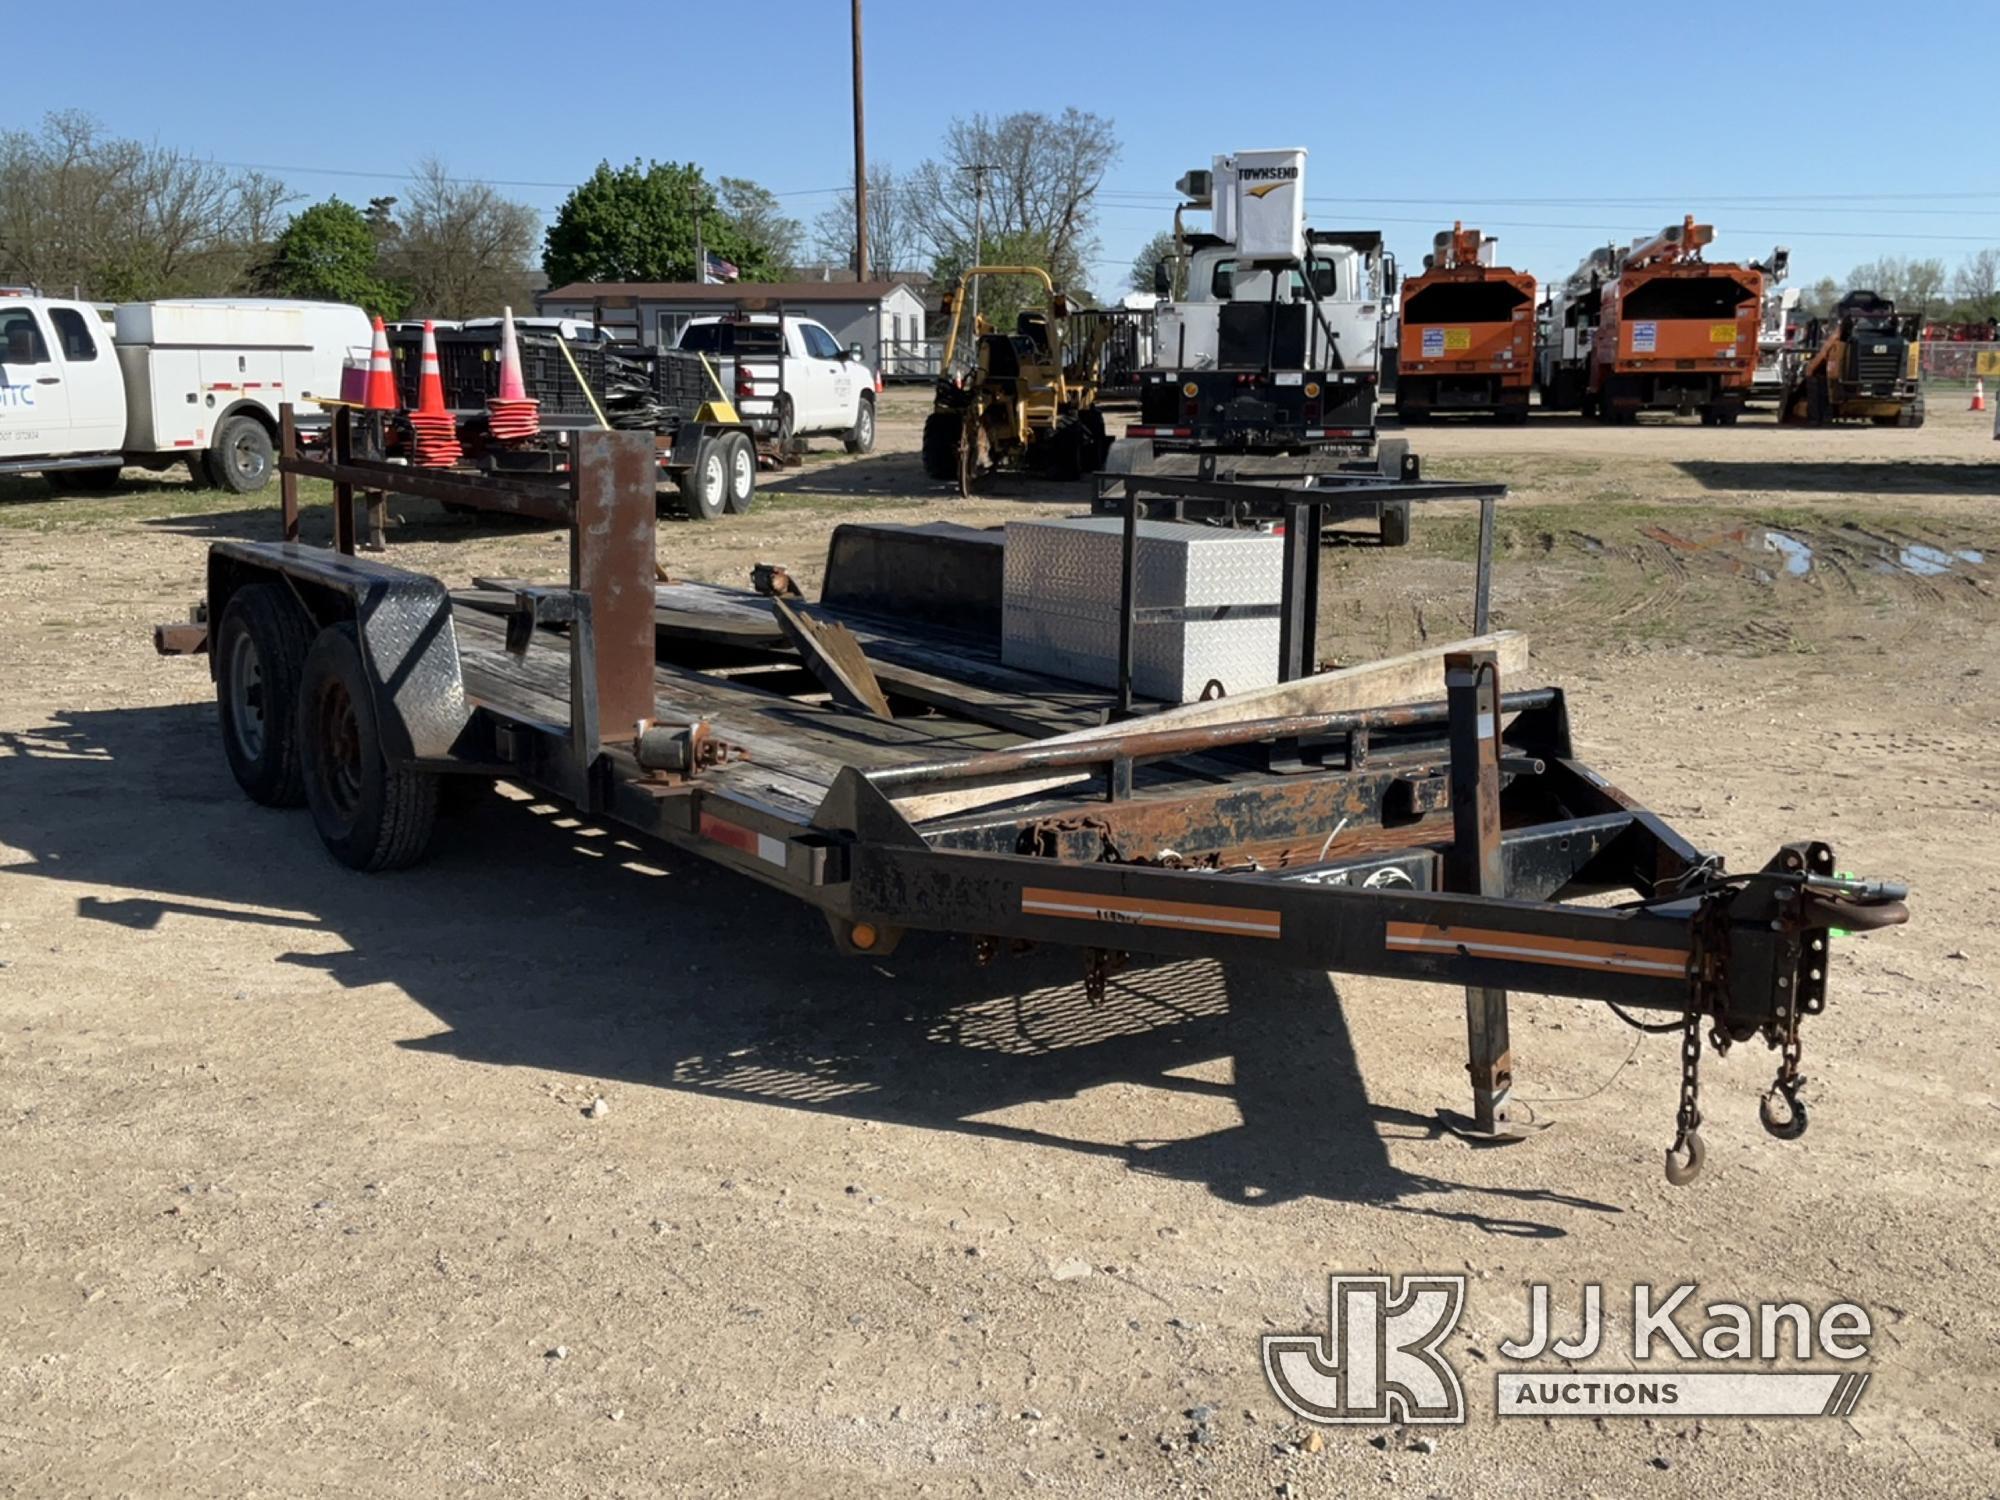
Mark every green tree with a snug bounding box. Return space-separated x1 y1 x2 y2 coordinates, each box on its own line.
716 176 802 275
1129 229 1177 295
930 228 1079 357
260 197 404 316
543 160 773 286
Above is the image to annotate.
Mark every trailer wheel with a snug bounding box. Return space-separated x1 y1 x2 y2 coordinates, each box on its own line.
843 395 876 455
208 415 275 494
721 432 756 513
677 436 729 521
920 410 962 481
298 622 438 872
215 583 311 807
1380 500 1412 548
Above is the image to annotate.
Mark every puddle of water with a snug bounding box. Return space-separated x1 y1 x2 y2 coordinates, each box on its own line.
1875 542 1985 577
1759 530 1815 576
1757 528 1984 580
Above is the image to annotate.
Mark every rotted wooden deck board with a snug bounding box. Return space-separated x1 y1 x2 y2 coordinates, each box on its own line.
452 601 1037 818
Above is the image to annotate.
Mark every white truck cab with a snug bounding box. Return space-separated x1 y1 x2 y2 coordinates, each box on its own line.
0 294 369 493
1156 234 1386 375
678 313 877 454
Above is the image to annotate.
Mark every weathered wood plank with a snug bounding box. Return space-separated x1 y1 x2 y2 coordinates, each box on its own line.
893 632 1533 822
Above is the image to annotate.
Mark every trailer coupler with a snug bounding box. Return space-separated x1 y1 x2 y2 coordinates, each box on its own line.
1664 850 1907 1185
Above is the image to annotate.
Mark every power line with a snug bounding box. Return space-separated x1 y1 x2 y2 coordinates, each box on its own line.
199 158 848 199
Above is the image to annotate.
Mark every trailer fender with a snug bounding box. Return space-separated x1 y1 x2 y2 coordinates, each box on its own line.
205 540 472 762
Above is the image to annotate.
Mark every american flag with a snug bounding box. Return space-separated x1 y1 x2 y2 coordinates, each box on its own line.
703 251 740 285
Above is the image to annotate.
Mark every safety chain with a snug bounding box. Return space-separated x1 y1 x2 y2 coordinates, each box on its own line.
1760 975 1809 1142
1665 893 1733 1186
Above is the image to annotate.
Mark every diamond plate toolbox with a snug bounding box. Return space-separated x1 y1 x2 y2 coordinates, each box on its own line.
1000 517 1282 702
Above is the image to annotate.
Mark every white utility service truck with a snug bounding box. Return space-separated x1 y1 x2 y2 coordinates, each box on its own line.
1124 148 1393 461
0 295 370 493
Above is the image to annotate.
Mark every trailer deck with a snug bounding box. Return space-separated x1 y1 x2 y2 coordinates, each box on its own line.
158 422 1909 1185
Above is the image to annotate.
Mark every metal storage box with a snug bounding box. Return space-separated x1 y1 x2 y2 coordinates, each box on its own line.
1001 517 1282 702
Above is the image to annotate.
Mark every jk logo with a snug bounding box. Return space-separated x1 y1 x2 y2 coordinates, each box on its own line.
1263 1275 1467 1425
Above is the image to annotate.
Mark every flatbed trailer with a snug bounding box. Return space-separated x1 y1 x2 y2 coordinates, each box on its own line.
156 421 1907 1185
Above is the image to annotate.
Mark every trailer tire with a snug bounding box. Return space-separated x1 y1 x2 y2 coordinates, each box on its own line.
298 622 438 872
215 583 312 808
921 410 962 481
677 436 729 521
1380 500 1412 549
208 415 275 494
719 431 756 513
843 395 876 455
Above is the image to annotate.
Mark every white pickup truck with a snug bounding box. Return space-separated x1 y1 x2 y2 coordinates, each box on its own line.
677 313 877 454
0 295 370 493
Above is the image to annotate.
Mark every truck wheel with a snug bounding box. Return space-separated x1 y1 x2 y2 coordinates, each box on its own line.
677 436 728 520
843 396 876 455
1380 500 1413 549
298 622 438 872
209 415 275 494
215 583 311 807
774 396 796 449
920 410 962 481
722 432 756 513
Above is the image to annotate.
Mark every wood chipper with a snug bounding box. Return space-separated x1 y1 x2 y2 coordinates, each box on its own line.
1395 223 1537 423
1778 290 1926 428
920 266 1111 496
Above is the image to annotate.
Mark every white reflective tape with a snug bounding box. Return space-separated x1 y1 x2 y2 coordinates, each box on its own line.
1385 932 1687 976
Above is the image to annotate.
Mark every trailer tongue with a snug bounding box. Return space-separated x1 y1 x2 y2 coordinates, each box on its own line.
156 423 1907 1184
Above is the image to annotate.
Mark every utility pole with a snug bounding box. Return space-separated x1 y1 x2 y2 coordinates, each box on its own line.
961 162 992 338
851 0 869 280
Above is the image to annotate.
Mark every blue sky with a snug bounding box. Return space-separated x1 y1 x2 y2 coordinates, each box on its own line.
15 0 1999 296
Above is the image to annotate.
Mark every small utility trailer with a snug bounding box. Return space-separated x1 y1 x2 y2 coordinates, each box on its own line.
1096 438 1431 548
156 423 1906 1184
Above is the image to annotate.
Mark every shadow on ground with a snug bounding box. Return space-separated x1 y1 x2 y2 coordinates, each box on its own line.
1 702 1617 1236
1677 460 2000 495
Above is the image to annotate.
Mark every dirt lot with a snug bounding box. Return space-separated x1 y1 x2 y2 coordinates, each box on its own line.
3 396 1997 1498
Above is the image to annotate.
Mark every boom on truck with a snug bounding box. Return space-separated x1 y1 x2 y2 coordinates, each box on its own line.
1749 246 1798 398
1120 149 1392 464
1394 224 1536 423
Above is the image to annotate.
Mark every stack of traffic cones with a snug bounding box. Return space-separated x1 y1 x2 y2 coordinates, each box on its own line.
485 305 540 441
407 321 462 468
363 317 399 411
1972 377 1987 413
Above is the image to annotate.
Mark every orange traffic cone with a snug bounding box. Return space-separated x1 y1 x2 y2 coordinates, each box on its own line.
485 305 540 441
1972 377 1987 413
363 316 399 411
408 321 462 469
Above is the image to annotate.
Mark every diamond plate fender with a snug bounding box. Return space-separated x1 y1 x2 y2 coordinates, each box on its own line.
207 541 472 762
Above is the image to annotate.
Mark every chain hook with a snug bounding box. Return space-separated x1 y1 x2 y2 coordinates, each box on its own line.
1664 1128 1705 1186
1759 1075 1809 1140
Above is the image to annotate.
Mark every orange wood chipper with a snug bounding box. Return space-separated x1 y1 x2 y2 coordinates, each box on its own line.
1591 216 1762 425
1395 224 1537 422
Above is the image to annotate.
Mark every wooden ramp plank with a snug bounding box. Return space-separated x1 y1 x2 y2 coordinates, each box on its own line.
893 631 1532 823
